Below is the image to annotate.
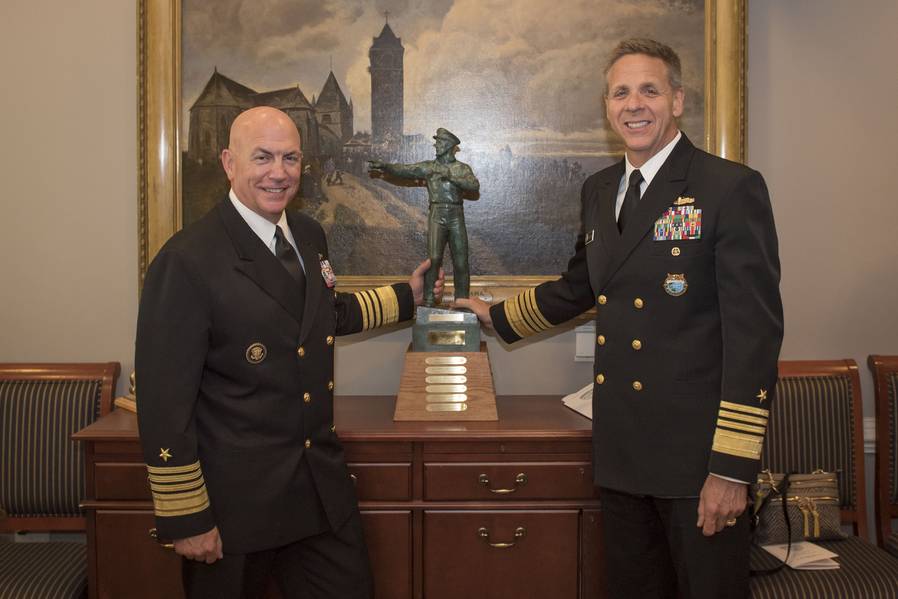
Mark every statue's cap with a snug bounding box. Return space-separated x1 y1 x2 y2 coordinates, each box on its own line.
433 128 461 146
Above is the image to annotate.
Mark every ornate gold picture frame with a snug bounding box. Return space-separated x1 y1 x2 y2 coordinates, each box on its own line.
137 0 745 300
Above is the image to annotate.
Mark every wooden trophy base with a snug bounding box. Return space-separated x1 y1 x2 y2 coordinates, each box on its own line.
394 342 498 421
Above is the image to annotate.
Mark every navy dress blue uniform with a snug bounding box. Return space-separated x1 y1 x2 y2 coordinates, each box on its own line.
136 197 414 597
489 134 783 597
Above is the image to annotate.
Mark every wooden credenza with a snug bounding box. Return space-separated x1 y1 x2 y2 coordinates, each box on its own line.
74 395 604 599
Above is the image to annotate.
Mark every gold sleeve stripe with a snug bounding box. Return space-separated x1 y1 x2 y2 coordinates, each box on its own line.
718 409 768 426
522 289 551 330
149 476 206 493
504 296 530 339
712 428 764 460
504 289 551 338
148 470 203 484
151 486 210 518
716 418 766 435
354 290 374 330
147 461 202 475
719 400 770 418
373 286 400 325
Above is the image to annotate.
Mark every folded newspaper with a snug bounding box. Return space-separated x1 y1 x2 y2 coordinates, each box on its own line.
562 382 593 420
762 542 840 570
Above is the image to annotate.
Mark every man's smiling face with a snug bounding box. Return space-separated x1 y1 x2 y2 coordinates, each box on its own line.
605 53 684 167
221 107 302 223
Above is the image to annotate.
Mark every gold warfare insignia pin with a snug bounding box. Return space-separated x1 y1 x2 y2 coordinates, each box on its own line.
663 273 688 296
159 448 172 462
245 342 267 364
674 196 695 206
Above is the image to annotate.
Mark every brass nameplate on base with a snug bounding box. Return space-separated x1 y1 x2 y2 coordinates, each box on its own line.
394 342 498 421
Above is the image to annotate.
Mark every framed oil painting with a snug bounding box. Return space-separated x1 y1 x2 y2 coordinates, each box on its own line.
138 0 745 300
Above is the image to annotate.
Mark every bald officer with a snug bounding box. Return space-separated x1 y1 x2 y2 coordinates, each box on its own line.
137 106 443 599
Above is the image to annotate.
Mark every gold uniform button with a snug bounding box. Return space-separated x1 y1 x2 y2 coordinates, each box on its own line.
297 346 306 358
634 298 644 309
303 392 311 403
326 335 335 346
328 381 335 391
632 381 643 391
671 247 681 257
632 339 642 350
304 439 312 449
597 294 608 305
596 373 605 385
597 334 606 346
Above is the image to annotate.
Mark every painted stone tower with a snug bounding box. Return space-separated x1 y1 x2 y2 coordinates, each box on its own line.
368 21 404 144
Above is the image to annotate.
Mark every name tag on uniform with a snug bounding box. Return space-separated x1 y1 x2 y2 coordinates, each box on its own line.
319 255 337 288
654 206 702 241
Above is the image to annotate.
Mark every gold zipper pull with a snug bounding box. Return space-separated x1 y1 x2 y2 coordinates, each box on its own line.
809 499 821 538
798 498 811 538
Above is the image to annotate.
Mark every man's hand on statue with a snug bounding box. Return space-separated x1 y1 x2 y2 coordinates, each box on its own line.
409 259 444 306
452 297 493 329
173 526 224 564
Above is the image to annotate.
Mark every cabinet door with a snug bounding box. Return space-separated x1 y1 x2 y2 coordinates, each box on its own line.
361 510 412 599
424 510 579 599
94 510 183 599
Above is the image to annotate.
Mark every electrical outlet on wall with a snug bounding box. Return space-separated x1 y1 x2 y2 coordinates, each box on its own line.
574 322 596 362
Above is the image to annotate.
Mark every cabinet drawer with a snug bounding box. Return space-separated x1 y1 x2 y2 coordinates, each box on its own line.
424 510 579 599
425 462 593 500
94 462 151 500
347 463 411 501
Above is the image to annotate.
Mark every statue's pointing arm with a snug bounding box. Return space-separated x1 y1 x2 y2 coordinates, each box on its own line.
368 160 430 179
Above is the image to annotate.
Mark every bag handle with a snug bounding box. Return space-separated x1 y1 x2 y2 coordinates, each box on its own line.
750 471 792 576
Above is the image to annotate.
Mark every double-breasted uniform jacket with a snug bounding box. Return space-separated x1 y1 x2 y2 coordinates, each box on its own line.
136 198 414 554
490 135 783 496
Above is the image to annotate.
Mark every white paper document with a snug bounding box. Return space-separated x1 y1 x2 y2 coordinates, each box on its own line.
562 382 593 420
762 541 840 570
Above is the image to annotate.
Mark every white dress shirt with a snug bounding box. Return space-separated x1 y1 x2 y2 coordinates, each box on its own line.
229 189 305 273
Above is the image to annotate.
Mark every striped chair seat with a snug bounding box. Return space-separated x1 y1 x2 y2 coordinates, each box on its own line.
870 357 898 557
749 361 898 598
750 537 898 598
0 540 87 599
1 364 118 599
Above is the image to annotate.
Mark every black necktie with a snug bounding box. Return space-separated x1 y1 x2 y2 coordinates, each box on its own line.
274 225 307 296
618 169 643 233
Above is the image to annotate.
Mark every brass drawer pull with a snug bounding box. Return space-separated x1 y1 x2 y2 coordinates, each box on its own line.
148 527 174 550
477 526 526 548
478 472 527 494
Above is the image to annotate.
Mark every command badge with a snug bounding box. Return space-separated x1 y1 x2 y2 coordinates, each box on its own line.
319 257 337 288
245 342 267 364
663 273 688 297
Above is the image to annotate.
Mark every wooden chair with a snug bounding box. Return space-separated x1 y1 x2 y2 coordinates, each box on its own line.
749 359 898 598
869 355 898 556
0 363 119 599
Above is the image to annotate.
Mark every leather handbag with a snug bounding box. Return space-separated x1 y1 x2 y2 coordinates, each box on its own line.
752 469 846 545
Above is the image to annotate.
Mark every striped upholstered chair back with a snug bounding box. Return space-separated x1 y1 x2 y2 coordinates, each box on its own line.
869 355 898 554
0 363 118 599
760 359 868 537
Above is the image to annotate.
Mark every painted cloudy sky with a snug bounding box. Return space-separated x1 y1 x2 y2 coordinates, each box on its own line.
182 0 704 157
